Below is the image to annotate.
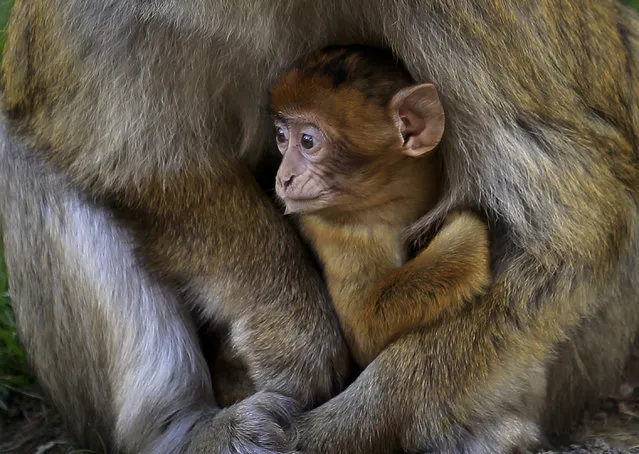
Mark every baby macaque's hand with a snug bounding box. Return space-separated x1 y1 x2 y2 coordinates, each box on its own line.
434 211 491 298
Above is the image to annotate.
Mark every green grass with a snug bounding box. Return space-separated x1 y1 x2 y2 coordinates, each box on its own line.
0 240 33 412
627 0 639 10
0 0 12 56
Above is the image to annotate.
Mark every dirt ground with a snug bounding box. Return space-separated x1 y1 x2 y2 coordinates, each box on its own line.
3 354 639 454
0 392 69 454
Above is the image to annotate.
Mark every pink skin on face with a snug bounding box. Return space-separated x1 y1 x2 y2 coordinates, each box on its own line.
274 121 334 214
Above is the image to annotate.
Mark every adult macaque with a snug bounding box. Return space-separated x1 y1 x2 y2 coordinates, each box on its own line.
270 46 490 366
1 1 638 453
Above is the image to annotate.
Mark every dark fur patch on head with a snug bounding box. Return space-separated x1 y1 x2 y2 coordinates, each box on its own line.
294 45 413 105
269 45 416 159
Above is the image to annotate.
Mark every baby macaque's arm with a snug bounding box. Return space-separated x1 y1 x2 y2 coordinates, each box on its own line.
344 212 491 366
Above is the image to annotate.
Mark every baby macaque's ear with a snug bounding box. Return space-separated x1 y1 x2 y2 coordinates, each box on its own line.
390 83 445 157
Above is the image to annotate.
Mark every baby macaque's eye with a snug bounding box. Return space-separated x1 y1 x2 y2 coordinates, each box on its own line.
275 127 287 144
301 134 314 149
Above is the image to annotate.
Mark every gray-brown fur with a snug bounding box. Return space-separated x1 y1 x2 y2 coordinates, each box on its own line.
1 0 639 453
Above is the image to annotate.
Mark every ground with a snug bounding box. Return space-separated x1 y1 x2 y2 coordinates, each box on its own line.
0 394 70 454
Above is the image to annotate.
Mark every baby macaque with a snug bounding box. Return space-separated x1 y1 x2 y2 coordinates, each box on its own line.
270 45 490 366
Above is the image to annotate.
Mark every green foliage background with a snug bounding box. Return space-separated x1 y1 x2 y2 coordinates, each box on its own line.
1 0 639 410
0 0 11 53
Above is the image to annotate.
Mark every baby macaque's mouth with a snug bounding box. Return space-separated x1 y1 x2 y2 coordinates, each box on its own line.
284 194 321 202
282 195 326 215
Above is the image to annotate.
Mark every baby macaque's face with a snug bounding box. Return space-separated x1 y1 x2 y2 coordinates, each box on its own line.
273 119 336 214
273 116 390 215
272 83 445 216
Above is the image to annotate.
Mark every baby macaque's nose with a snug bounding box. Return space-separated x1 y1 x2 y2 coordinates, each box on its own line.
278 174 296 189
